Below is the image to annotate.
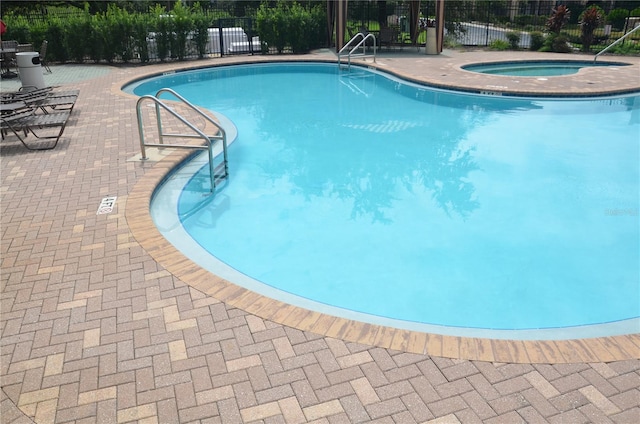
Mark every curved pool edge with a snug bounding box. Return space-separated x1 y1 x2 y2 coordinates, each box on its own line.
123 61 640 363
126 152 640 363
372 51 640 98
118 53 640 99
153 150 640 341
459 59 632 78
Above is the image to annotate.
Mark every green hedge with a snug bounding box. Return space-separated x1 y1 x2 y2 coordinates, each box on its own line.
256 1 325 54
1 1 325 64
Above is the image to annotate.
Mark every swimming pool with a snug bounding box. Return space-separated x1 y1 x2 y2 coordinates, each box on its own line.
129 62 639 339
462 60 629 77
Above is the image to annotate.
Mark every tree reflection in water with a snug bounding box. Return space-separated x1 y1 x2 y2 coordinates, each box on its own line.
234 68 543 224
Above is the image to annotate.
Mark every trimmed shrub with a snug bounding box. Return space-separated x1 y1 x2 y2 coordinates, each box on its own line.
529 31 545 51
257 1 325 54
191 10 212 59
65 10 92 63
489 39 509 51
506 31 520 50
607 8 629 31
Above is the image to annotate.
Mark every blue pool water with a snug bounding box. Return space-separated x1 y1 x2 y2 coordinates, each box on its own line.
130 63 640 338
462 60 629 77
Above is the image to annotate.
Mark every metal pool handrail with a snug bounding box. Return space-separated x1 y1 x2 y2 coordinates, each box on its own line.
594 24 640 62
136 88 228 192
338 32 377 69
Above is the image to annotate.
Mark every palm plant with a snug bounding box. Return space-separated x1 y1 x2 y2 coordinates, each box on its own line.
547 5 570 34
579 5 604 52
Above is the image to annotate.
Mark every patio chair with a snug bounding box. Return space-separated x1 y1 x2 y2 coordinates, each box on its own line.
39 40 51 73
17 43 33 53
1 40 18 78
1 104 70 150
378 27 399 50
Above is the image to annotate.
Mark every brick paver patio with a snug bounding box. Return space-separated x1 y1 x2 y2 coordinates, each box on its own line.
1 49 639 423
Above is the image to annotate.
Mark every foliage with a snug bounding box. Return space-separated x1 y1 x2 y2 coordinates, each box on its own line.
152 4 173 61
489 39 509 51
288 2 324 54
191 4 212 59
131 13 152 63
88 14 107 62
170 1 193 61
579 5 604 52
607 8 630 31
513 15 545 27
2 1 638 65
440 1 468 42
547 5 571 34
529 31 545 51
541 33 572 53
45 17 68 63
107 4 136 63
256 1 325 54
64 8 92 63
257 2 287 53
505 31 520 50
1 14 31 43
605 40 640 55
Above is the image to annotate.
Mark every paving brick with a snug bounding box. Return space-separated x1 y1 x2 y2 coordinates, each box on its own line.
489 393 529 416
376 380 415 401
548 408 590 424
483 410 526 424
426 395 468 418
339 394 370 423
610 407 640 424
610 373 640 393
232 380 257 409
549 391 589 412
291 380 320 408
434 378 474 399
1 54 639 424
493 376 532 396
314 382 354 403
256 385 295 404
384 364 423 383
577 403 615 424
217 397 242 423
517 405 552 424
609 389 640 410
461 390 498 420
401 392 434 422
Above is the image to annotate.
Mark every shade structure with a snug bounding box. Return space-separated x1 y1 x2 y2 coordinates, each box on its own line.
435 0 445 52
330 0 444 53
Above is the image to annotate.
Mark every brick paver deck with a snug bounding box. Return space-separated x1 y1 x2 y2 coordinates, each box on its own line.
2 49 639 423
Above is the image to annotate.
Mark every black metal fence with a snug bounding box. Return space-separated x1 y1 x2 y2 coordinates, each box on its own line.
4 0 640 63
410 1 640 48
344 1 640 49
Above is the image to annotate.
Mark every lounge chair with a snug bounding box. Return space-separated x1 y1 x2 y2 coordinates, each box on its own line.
1 86 80 100
1 88 78 113
1 104 70 150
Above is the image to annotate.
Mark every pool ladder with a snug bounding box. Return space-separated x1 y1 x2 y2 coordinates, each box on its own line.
136 88 228 192
338 32 377 70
